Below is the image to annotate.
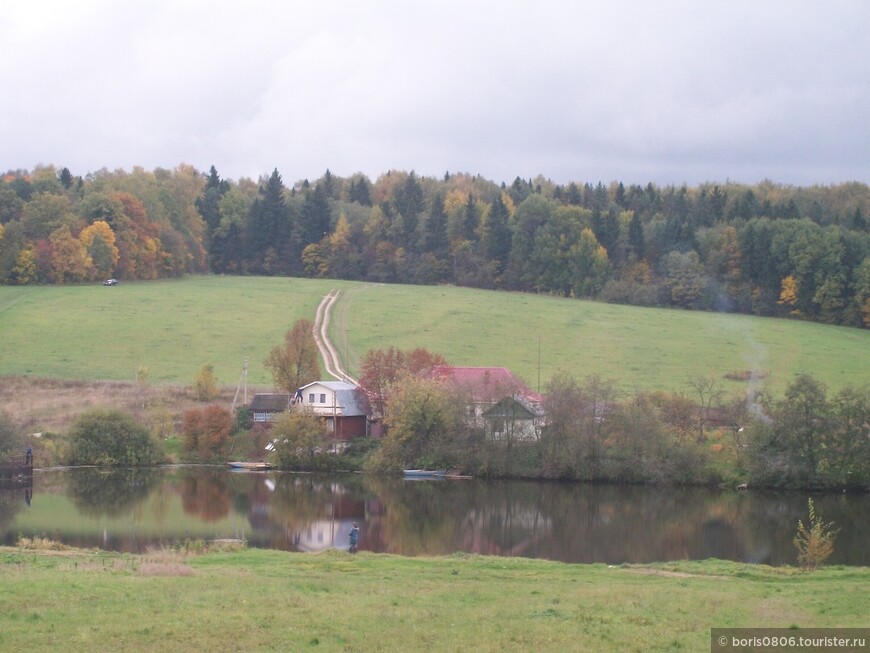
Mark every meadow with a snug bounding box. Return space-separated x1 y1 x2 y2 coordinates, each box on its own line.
1 276 867 396
1 544 868 653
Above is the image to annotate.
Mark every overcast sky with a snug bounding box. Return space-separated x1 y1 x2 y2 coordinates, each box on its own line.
2 0 867 187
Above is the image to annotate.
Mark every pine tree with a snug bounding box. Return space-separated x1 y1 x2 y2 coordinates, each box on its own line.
247 169 288 273
483 194 512 273
299 184 331 247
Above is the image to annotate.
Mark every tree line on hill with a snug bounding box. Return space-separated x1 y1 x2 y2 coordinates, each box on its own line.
1 164 869 327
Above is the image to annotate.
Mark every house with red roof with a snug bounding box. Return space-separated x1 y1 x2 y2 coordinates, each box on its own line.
433 366 543 441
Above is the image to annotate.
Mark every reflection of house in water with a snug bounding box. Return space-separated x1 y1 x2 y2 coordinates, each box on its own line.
293 489 367 552
295 517 358 552
242 477 370 552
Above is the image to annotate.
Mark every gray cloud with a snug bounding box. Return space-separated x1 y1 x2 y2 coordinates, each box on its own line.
2 0 867 186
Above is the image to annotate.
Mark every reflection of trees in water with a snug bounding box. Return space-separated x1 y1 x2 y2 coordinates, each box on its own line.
355 478 552 557
180 468 231 522
366 478 462 555
530 484 753 564
0 491 24 537
67 468 157 518
740 491 870 566
357 480 767 564
43 467 870 563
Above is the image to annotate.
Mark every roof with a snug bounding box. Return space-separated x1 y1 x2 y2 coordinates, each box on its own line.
249 393 291 412
481 395 538 419
432 366 541 403
297 381 369 417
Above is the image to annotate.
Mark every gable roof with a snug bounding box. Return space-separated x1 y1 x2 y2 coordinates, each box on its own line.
249 393 291 412
433 366 541 403
481 395 538 419
297 381 369 417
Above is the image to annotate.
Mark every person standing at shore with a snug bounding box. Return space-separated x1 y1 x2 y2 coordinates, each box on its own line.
349 522 359 553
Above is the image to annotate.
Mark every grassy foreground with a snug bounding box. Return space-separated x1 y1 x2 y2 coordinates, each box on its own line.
1 545 868 653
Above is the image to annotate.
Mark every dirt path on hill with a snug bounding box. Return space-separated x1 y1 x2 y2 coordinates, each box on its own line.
313 289 356 384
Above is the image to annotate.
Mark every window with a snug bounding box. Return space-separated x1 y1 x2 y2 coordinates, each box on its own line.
320 393 326 403
309 393 315 404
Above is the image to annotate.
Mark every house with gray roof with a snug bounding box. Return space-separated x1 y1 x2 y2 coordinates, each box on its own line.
294 381 370 440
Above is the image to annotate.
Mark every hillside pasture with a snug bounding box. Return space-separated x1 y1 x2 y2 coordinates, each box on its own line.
334 283 869 395
1 276 868 397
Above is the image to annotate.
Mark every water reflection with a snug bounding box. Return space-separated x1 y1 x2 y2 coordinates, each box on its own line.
68 468 157 518
2 467 868 566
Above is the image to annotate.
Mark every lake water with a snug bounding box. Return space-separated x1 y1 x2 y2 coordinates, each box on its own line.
2 466 868 566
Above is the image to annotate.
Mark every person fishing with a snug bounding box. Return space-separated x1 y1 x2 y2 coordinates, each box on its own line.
349 522 359 553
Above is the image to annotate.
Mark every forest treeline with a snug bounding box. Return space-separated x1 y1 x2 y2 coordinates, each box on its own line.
1 164 869 327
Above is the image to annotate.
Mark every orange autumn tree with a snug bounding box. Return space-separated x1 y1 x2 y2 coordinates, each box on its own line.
182 405 233 460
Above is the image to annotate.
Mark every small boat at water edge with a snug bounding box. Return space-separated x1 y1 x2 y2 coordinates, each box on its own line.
227 461 274 471
403 469 447 478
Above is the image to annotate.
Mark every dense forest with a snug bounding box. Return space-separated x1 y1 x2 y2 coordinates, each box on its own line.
1 164 869 327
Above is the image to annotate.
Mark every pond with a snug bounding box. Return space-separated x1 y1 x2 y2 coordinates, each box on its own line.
2 466 868 565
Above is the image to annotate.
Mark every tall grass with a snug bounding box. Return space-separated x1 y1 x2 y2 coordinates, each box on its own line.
1 276 868 395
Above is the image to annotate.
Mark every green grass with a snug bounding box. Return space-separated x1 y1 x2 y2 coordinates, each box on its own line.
1 276 868 395
334 283 869 395
1 546 867 652
0 277 342 386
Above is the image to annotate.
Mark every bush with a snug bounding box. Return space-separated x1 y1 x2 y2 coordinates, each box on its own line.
65 409 162 466
793 498 838 570
0 410 23 456
193 364 218 401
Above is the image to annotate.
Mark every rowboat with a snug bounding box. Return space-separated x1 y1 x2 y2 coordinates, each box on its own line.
403 469 446 479
227 461 274 471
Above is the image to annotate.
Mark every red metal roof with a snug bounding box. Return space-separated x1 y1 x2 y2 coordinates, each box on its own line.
432 366 541 403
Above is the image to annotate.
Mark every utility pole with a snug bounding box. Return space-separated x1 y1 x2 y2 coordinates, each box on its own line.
232 356 248 412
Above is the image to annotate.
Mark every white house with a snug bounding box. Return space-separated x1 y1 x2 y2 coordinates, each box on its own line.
293 381 369 440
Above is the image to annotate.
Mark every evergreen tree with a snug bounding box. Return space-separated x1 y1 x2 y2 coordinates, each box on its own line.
59 167 74 190
456 193 479 243
482 194 512 274
196 165 229 259
614 181 626 208
321 169 336 199
299 183 331 248
393 172 424 251
247 169 288 274
348 175 372 206
567 182 582 206
600 208 620 254
422 193 449 258
628 212 645 259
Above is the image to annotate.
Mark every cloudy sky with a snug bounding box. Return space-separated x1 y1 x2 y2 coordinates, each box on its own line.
2 0 867 187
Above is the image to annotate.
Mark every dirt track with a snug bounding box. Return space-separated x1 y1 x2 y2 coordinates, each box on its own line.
313 289 356 384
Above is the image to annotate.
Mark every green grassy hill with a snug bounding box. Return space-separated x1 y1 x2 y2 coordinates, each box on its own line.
1 276 868 396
